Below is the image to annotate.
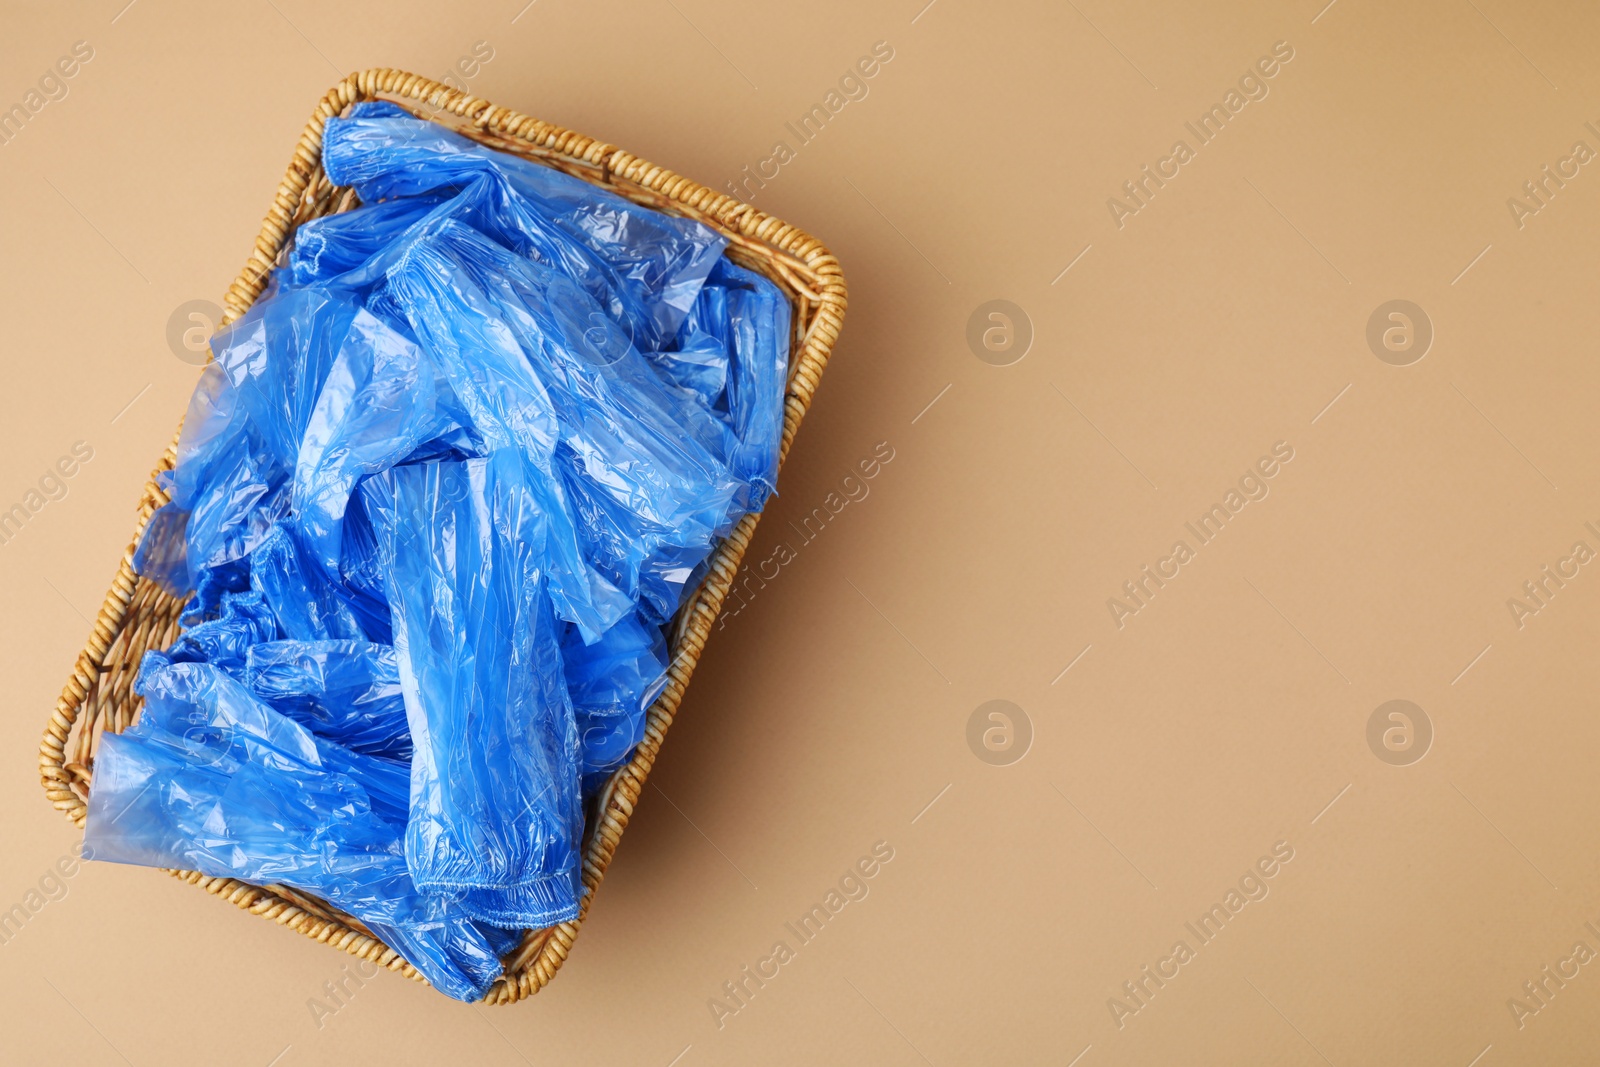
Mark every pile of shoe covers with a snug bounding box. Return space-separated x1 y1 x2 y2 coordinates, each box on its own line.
82 102 790 1000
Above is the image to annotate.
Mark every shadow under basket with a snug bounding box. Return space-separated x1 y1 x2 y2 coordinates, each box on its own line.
36 69 845 1003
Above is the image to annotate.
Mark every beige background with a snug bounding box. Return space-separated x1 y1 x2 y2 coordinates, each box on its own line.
3 0 1600 1063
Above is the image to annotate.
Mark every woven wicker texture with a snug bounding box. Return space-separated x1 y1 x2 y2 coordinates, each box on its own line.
36 68 845 1003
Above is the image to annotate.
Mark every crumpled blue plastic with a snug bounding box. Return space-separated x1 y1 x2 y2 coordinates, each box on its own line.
84 659 514 1001
363 451 583 927
320 101 727 351
561 613 669 796
97 100 792 999
244 640 412 760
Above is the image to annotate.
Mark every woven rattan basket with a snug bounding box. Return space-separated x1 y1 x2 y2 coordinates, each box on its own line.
36 69 845 1003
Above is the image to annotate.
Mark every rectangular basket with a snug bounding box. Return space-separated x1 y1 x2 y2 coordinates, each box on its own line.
36 68 845 1003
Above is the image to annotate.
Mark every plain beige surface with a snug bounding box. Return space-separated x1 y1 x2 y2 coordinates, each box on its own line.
4 0 1600 1063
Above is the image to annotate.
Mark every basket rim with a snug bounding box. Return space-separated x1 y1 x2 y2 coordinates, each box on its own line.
36 66 846 1004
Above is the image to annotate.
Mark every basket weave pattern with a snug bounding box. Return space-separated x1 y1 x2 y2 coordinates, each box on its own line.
35 69 845 1003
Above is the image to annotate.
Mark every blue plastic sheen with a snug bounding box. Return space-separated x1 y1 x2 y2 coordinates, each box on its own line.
244 640 412 760
95 104 793 999
561 613 670 795
321 102 727 350
84 661 509 1001
363 452 583 927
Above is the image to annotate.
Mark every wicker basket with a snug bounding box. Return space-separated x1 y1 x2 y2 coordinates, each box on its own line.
36 69 845 1003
